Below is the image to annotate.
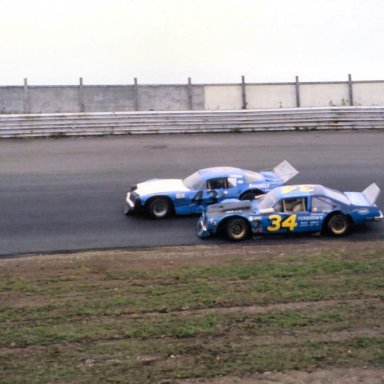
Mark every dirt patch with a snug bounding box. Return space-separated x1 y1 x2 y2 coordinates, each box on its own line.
176 368 384 384
1 240 383 384
2 238 381 273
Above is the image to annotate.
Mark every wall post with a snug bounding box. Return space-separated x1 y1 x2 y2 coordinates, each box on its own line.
348 73 354 106
23 78 30 114
134 77 139 111
241 75 247 109
295 76 301 107
79 77 85 112
187 77 193 110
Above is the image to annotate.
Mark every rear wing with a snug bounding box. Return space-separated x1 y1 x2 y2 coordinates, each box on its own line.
362 183 381 205
273 160 299 183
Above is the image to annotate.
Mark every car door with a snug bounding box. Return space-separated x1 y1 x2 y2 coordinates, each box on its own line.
187 177 228 211
261 196 311 234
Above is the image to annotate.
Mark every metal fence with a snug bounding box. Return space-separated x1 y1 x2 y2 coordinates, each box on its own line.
1 107 383 138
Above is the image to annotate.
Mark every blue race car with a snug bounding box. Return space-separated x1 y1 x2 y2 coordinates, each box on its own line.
124 161 298 218
197 183 383 240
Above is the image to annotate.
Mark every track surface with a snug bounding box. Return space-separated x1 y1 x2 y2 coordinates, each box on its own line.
1 131 383 256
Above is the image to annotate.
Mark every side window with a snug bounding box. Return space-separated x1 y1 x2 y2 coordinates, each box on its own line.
311 196 334 212
207 178 228 190
282 197 307 212
227 177 238 188
274 201 283 212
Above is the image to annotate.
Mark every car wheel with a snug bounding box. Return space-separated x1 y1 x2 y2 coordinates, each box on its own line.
240 191 261 201
225 217 250 241
147 197 172 219
326 214 350 236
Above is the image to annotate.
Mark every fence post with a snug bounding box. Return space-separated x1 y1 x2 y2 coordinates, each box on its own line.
348 74 354 106
295 76 301 107
134 78 139 111
23 78 30 114
79 77 85 112
187 77 193 110
241 75 247 109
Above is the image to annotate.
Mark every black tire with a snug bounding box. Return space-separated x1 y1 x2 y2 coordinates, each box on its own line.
240 190 261 201
326 214 351 236
147 197 172 219
225 217 250 241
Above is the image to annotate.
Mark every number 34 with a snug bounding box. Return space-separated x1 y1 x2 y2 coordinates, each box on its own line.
267 214 297 232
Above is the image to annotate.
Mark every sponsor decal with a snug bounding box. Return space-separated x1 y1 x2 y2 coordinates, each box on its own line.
249 183 269 189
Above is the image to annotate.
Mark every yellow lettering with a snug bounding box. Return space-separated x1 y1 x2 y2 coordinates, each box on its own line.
267 214 297 232
267 214 282 232
282 214 297 231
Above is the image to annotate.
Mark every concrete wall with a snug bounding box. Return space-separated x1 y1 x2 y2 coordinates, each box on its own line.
28 86 80 113
205 85 242 110
353 82 384 106
300 83 350 107
83 86 135 112
246 84 296 109
0 78 383 114
0 87 24 114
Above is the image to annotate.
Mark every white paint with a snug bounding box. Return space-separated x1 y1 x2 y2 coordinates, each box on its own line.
136 179 189 195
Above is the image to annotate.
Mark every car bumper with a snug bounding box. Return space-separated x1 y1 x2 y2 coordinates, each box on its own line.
125 192 142 214
197 214 211 238
373 210 383 222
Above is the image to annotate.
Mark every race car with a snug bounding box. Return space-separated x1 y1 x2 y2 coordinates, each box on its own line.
197 183 383 241
124 160 298 218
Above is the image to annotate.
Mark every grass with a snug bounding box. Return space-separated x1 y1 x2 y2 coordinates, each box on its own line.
0 245 383 383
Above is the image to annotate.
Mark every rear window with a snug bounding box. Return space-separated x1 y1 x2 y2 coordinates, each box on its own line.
243 170 263 183
323 187 350 205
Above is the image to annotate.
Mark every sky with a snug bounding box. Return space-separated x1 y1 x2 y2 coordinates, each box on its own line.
0 0 383 85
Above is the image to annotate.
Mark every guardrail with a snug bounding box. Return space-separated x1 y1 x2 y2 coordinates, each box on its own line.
1 107 384 138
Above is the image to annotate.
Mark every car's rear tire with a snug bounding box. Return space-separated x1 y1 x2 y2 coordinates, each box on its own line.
225 217 250 241
147 197 172 219
326 214 351 236
240 190 262 201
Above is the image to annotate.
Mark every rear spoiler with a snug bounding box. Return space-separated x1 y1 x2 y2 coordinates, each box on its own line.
362 183 381 204
273 160 299 183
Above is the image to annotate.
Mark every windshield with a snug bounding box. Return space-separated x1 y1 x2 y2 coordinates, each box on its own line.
258 190 278 210
182 172 204 190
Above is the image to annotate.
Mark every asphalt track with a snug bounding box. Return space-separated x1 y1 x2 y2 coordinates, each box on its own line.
1 131 383 256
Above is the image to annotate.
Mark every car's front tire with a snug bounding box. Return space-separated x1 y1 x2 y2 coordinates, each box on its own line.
325 214 351 236
225 217 250 241
147 197 172 219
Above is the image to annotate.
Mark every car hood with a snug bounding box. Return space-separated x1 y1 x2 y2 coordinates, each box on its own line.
205 199 258 218
136 179 190 195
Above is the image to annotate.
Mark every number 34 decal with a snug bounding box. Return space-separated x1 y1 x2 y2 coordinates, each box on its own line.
267 214 297 232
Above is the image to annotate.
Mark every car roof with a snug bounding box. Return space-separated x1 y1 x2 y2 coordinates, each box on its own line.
197 167 246 179
272 184 331 198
